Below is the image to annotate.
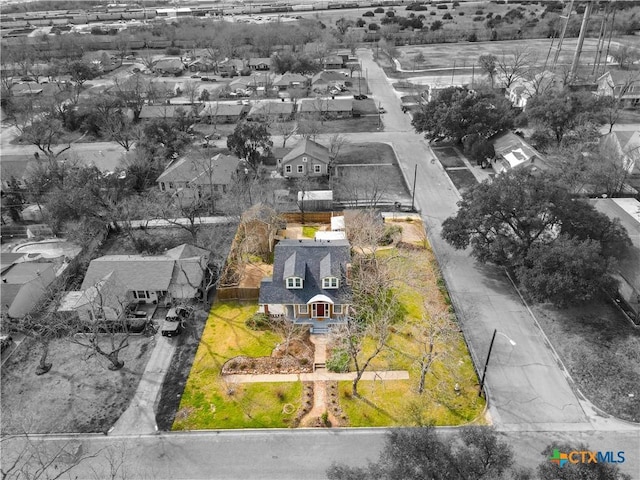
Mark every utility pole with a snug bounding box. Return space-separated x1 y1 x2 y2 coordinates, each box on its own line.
569 0 593 83
411 164 417 212
552 0 573 71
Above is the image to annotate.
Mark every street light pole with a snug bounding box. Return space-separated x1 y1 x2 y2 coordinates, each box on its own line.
411 164 417 212
478 329 516 398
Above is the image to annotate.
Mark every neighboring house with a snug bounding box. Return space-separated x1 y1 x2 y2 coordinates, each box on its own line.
199 102 248 123
230 73 274 92
322 55 344 70
138 104 202 120
153 58 185 76
281 138 330 178
272 73 309 91
58 271 130 324
311 71 347 92
259 239 352 333
599 130 640 175
591 198 640 325
505 71 562 111
1 258 57 318
218 58 244 75
187 57 216 72
80 244 210 305
490 131 547 174
248 57 272 71
157 153 241 198
298 97 353 118
596 71 640 108
247 100 295 121
0 157 38 193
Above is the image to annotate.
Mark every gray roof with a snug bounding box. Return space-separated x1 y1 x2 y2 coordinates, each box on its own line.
139 105 201 119
199 102 246 117
259 239 351 305
156 153 240 185
282 139 330 165
82 257 175 291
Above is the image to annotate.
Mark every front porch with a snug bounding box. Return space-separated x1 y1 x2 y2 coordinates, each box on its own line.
261 304 347 333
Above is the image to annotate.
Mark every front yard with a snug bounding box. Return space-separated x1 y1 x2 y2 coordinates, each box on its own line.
1 335 153 434
172 302 304 429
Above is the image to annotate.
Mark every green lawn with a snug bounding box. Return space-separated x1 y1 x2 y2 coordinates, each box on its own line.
172 302 302 429
302 226 319 238
336 234 485 427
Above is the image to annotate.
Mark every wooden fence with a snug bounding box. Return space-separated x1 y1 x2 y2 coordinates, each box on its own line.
215 286 260 301
281 212 332 224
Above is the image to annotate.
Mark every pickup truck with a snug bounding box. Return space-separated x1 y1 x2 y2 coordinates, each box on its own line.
161 306 192 337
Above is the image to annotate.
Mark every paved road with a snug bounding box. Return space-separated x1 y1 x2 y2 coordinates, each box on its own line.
2 429 638 479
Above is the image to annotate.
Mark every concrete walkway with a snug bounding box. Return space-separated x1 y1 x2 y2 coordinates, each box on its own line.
109 335 177 435
224 370 410 384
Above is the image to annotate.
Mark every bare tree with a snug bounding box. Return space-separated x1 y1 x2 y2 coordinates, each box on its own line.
67 276 133 371
496 47 532 89
412 309 458 394
335 167 390 208
101 113 139 152
272 118 297 148
600 71 640 133
181 80 200 105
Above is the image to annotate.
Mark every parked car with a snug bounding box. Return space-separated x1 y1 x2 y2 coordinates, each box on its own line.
379 106 386 114
161 306 193 337
354 94 368 100
191 73 201 78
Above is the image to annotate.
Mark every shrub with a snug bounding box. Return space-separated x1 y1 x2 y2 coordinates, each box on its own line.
374 7 384 13
430 11 436 15
453 1 460 6
436 4 448 10
363 10 374 16
165 46 181 55
245 312 270 330
385 10 395 17
458 11 464 16
443 12 453 19
379 224 403 246
326 348 350 373
467 32 477 41
476 10 484 15
474 16 484 21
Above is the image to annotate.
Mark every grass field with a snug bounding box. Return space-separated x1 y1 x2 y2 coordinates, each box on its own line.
396 37 603 71
172 302 303 430
337 240 486 427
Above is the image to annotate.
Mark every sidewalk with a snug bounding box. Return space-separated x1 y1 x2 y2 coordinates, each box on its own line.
109 335 177 435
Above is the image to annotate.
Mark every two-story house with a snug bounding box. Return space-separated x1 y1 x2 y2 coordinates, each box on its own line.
280 139 330 178
259 239 351 333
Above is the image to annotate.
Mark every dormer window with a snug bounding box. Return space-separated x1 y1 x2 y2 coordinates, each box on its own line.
322 277 339 289
286 277 303 289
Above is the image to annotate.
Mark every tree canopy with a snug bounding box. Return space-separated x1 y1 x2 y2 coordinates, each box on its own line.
441 170 630 306
227 122 273 174
526 89 602 147
412 87 516 143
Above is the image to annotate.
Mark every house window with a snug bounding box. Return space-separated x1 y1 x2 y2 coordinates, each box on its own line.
322 277 339 289
298 304 309 315
136 291 147 299
285 165 292 174
333 304 343 315
160 182 166 191
314 164 322 174
312 303 329 318
297 165 304 173
286 277 303 289
169 182 175 189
